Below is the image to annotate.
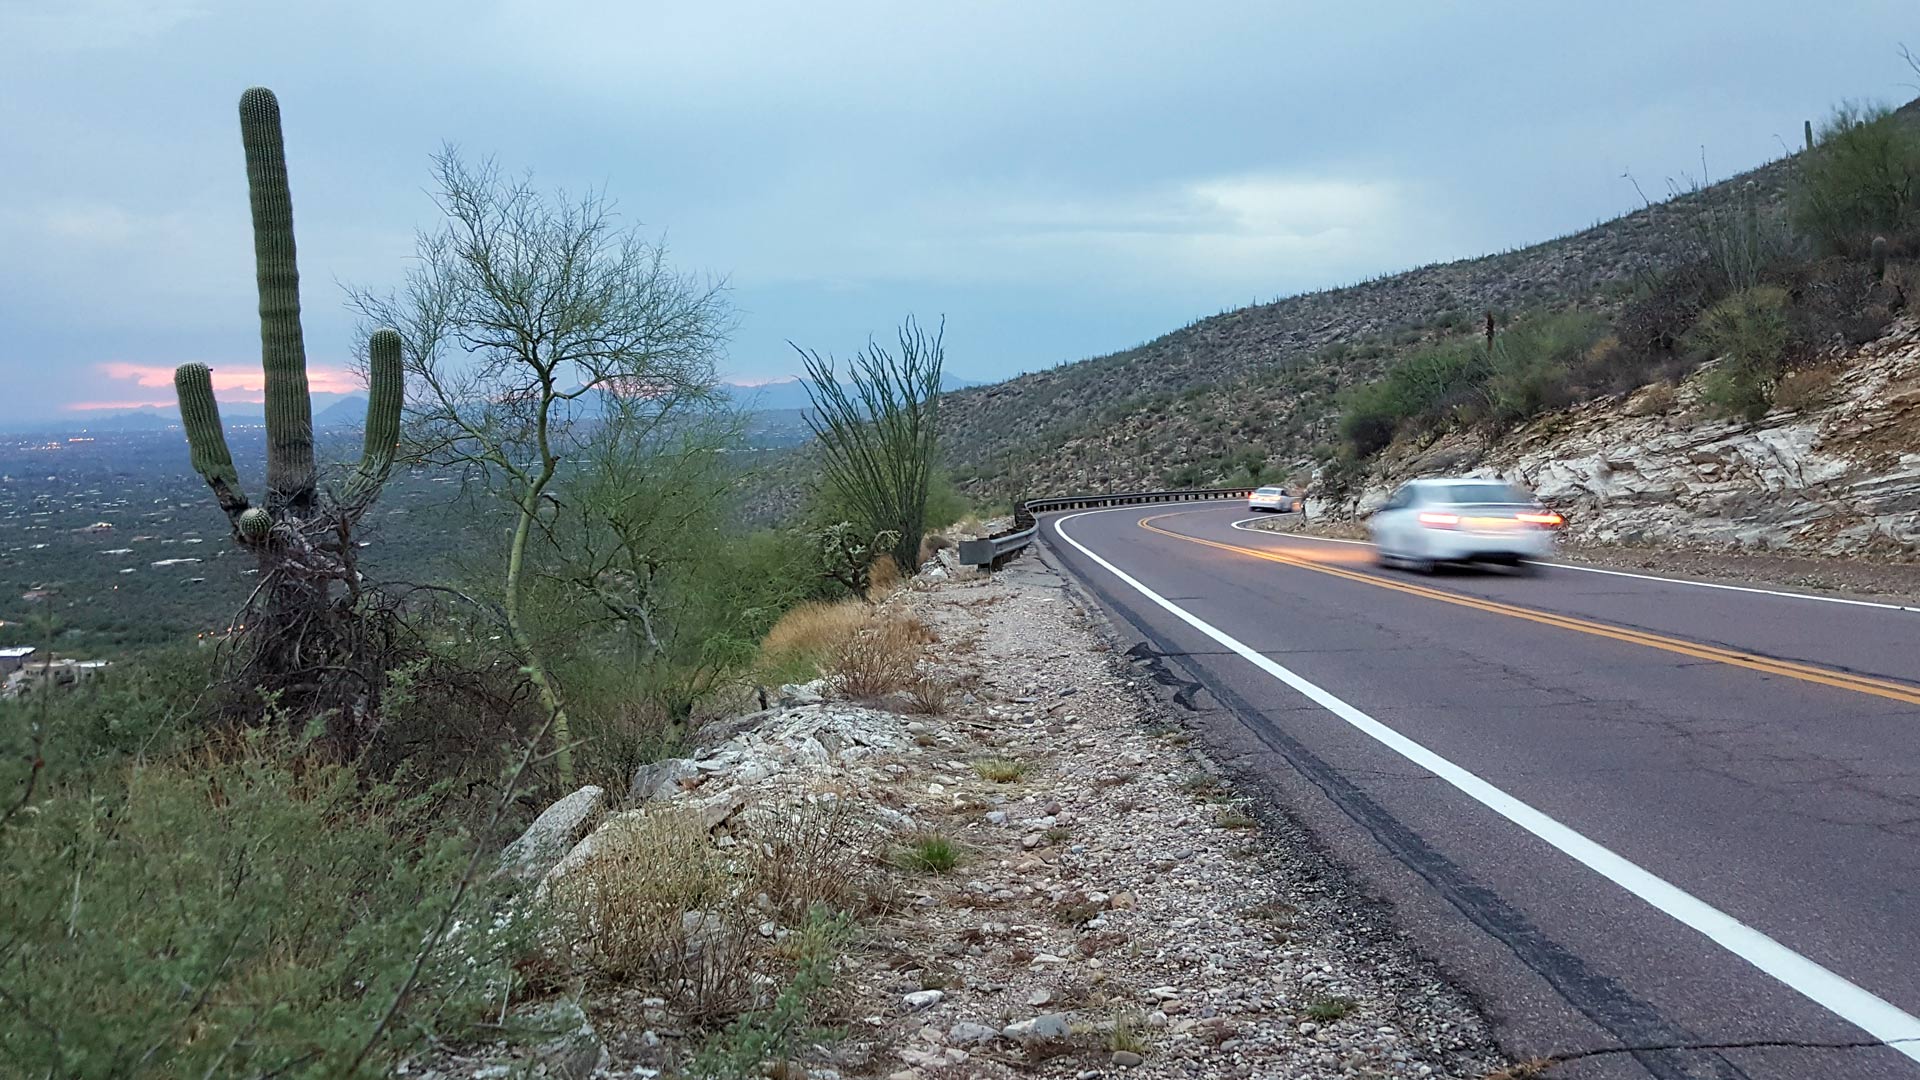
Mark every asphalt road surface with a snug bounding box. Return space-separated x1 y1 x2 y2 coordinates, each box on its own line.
1039 501 1920 1080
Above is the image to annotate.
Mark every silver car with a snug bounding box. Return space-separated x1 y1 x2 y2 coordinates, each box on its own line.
1368 478 1562 572
1247 486 1299 513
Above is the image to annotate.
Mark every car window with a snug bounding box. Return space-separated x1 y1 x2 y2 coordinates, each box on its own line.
1440 482 1529 505
1384 486 1412 510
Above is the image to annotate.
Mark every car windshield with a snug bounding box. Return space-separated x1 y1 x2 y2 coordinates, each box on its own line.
1256 487 1282 494
1437 482 1531 505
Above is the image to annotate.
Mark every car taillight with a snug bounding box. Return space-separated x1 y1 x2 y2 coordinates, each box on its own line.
1517 511 1563 527
1417 512 1460 529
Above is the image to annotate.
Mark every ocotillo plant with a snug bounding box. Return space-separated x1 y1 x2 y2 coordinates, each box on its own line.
174 87 403 545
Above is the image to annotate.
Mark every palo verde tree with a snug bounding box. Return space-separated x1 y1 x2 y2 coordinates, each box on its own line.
349 151 728 784
794 317 944 578
173 87 403 741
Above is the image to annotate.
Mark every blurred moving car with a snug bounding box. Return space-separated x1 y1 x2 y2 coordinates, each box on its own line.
1368 478 1562 572
1247 486 1299 513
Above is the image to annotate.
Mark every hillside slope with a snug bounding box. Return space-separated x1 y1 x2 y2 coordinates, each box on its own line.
1320 316 1920 557
941 100 1918 500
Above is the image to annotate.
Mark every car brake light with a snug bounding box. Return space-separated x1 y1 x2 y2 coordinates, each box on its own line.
1417 512 1460 529
1517 511 1563 527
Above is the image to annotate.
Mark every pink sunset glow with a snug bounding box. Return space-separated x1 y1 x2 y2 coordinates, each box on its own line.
68 361 364 411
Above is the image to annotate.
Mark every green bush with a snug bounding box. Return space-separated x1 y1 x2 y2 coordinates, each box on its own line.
1477 312 1607 430
1791 103 1920 257
1336 341 1487 456
0 726 524 1078
1689 286 1792 422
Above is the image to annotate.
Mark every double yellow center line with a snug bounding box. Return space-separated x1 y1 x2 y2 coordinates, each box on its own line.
1138 513 1920 708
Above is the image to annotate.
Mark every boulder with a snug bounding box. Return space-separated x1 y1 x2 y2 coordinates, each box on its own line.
629 757 700 802
522 1000 607 1080
497 785 605 885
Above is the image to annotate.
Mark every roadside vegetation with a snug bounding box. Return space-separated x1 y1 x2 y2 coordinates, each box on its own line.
1325 100 1915 470
0 85 970 1077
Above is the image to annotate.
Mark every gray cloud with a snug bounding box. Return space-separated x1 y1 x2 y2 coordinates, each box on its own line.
0 0 1913 420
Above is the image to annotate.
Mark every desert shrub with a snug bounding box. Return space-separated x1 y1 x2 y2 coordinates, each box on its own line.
1690 286 1791 421
1626 382 1678 416
1616 262 1721 357
685 907 853 1080
1475 311 1607 429
1773 366 1839 413
922 469 974 531
759 599 868 682
547 807 761 1018
903 672 951 715
0 727 522 1078
1336 340 1488 456
868 553 903 595
827 610 926 698
1791 103 1920 257
1779 256 1903 348
743 796 891 921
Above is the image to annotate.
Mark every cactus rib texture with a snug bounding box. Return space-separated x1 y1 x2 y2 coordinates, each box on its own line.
345 328 405 506
239 86 317 513
174 363 249 517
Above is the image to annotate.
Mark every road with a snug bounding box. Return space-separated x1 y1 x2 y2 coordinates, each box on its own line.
1038 501 1920 1080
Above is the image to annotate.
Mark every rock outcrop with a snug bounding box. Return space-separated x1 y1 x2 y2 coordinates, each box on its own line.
1315 317 1920 557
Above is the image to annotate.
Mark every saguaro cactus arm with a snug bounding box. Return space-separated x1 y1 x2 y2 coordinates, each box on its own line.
239 86 317 514
174 362 250 521
344 327 405 508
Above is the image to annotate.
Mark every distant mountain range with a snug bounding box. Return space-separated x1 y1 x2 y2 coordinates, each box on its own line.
48 376 982 434
719 374 982 412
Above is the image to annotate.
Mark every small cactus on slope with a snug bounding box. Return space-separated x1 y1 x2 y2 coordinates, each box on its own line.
1871 235 1889 281
175 87 403 545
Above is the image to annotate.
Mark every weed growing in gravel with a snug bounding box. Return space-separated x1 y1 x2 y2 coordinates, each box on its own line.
891 833 960 873
1305 996 1356 1021
971 756 1026 782
1213 805 1259 830
1181 771 1226 800
1109 1012 1152 1055
904 673 950 714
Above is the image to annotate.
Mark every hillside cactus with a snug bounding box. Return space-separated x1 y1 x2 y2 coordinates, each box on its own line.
174 86 404 542
1871 235 1888 281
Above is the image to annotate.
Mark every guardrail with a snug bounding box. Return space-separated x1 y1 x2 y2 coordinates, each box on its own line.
958 486 1257 568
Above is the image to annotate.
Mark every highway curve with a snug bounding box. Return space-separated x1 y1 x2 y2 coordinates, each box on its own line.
1039 501 1920 1080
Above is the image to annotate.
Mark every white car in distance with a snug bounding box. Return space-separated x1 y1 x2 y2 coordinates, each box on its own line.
1247 486 1299 513
1368 478 1562 572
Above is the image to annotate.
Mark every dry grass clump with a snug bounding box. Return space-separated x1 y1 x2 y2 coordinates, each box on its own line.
1773 366 1838 412
890 832 961 874
971 756 1026 783
868 553 903 595
743 795 893 920
546 808 761 1020
903 673 950 715
761 599 869 669
828 610 927 698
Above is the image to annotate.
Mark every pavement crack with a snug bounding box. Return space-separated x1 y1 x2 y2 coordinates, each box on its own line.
1512 1034 1920 1075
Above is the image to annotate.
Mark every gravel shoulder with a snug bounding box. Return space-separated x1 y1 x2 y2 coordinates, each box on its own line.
1245 513 1920 606
835 557 1508 1079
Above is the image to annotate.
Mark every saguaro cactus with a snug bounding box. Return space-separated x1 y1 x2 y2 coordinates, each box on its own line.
174 87 403 544
1871 235 1889 281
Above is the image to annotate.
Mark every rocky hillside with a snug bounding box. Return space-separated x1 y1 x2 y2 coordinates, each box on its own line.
942 100 1919 502
1314 316 1920 557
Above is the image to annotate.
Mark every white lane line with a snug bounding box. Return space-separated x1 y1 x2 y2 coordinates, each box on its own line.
1226 516 1920 614
1055 506 1920 1064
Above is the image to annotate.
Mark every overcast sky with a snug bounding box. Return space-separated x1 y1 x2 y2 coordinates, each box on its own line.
1 1 1914 422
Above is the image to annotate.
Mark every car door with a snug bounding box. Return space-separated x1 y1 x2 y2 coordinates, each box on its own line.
1373 485 1414 554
